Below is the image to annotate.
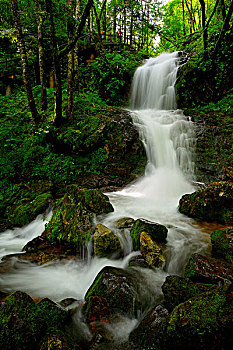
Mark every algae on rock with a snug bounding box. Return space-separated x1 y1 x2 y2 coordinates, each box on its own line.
47 185 113 249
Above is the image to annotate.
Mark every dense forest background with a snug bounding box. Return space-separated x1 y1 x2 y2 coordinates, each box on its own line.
0 0 233 228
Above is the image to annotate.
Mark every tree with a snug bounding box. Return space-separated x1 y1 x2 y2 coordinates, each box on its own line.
10 0 39 123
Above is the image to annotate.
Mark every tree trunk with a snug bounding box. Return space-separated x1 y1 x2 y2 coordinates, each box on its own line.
182 0 186 36
198 0 208 57
10 0 39 123
37 0 47 111
45 0 63 126
67 0 74 118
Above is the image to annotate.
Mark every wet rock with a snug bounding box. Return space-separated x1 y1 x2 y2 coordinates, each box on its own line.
115 217 135 229
40 331 78 350
163 284 233 350
129 305 168 349
47 185 113 249
184 253 233 284
20 235 78 264
178 182 233 224
0 291 69 350
211 227 233 263
130 219 168 250
93 224 122 257
162 275 217 312
128 255 149 268
83 266 142 329
140 232 165 267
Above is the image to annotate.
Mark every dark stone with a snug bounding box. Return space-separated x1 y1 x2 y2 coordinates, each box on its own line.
83 266 142 330
211 227 233 263
162 275 217 312
178 182 233 224
129 305 168 349
184 253 233 284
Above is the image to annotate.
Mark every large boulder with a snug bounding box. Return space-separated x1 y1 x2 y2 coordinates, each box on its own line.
83 266 142 329
93 224 122 257
162 275 217 312
211 227 233 263
0 291 69 350
129 305 168 349
46 185 113 249
178 182 233 224
140 231 165 267
184 253 233 284
162 284 233 350
130 219 168 250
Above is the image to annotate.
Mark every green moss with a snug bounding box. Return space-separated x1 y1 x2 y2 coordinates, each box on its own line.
179 182 233 224
47 185 113 247
130 219 168 250
211 228 233 263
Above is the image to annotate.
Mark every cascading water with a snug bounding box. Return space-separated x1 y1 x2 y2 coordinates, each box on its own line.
0 52 209 344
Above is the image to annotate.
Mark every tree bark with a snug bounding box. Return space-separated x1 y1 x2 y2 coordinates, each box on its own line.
45 0 63 126
37 0 47 111
67 0 74 118
10 0 39 123
198 0 208 57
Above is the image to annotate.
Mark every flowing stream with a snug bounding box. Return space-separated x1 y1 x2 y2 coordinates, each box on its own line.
0 52 210 343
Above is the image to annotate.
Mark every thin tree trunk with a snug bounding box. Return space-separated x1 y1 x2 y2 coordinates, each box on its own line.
113 1 117 41
45 0 63 126
123 1 126 44
182 0 186 36
198 0 208 56
10 0 39 123
130 7 133 46
220 0 226 20
67 0 74 118
37 0 47 111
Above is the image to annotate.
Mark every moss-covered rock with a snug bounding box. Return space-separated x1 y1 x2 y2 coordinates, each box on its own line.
184 253 233 284
178 182 233 224
163 284 233 350
162 275 217 312
93 224 122 257
83 266 142 329
140 231 165 267
211 227 233 263
114 217 135 229
47 185 113 249
0 291 69 350
130 219 168 250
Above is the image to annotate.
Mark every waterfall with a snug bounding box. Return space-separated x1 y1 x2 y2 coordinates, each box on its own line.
0 52 209 345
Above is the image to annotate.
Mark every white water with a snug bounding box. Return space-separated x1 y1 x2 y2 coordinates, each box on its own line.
0 52 209 343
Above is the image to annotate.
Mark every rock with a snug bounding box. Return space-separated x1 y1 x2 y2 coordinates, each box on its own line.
184 253 233 284
140 232 165 267
47 185 113 249
130 219 168 250
83 266 142 329
211 227 233 263
93 224 122 257
178 182 233 224
20 235 78 264
129 305 168 350
162 275 217 312
163 284 233 350
128 255 149 268
0 291 69 350
115 217 135 229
